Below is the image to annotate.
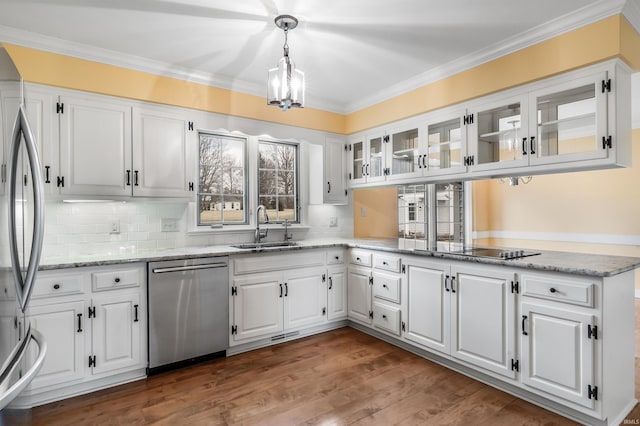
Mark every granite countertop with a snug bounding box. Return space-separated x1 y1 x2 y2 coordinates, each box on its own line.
38 238 640 278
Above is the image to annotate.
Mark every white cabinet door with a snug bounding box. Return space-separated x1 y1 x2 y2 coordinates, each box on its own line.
405 261 450 355
451 265 517 379
386 122 421 181
347 266 372 324
527 70 608 167
59 94 132 197
232 272 283 342
424 106 468 177
324 137 347 204
1 85 59 195
27 301 86 390
521 302 596 409
327 266 347 320
284 267 326 330
91 292 142 375
132 106 194 197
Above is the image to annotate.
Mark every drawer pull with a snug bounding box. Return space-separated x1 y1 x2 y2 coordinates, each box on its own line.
383 284 388 289
382 314 387 319
335 256 340 260
382 261 388 266
53 284 60 290
356 257 361 262
549 288 557 293
114 277 121 283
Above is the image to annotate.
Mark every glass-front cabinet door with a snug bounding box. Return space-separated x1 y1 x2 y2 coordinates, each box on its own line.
528 71 608 166
366 133 385 183
350 137 366 185
387 123 421 181
468 94 529 172
425 107 467 176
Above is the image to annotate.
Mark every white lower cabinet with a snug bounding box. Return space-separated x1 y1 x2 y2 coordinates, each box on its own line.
230 250 337 347
91 292 142 376
404 257 516 379
521 302 595 409
327 266 347 320
27 300 86 390
347 265 372 324
17 264 146 407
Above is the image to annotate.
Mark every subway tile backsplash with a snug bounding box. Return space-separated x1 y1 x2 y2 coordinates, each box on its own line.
42 200 352 262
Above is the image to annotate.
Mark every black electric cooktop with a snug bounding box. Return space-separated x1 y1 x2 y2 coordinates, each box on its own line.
453 247 541 260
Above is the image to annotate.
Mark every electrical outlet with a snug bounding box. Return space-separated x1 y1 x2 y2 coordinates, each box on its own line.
329 216 338 227
109 220 120 234
161 218 179 232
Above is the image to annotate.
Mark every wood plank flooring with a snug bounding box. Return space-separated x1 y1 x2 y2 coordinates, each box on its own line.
3 301 640 425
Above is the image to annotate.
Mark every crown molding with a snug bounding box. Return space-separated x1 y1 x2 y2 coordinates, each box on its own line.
0 0 631 117
344 0 628 114
0 23 345 114
623 0 640 33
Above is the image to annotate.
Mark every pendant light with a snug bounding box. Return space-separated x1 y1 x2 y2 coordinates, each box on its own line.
267 15 304 111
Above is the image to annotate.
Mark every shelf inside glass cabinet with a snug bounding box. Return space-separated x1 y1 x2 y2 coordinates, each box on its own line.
538 112 595 136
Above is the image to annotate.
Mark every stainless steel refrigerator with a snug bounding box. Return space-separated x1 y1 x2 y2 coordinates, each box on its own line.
0 47 47 411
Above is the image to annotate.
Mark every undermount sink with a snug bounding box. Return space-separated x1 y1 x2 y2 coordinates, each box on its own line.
231 241 298 250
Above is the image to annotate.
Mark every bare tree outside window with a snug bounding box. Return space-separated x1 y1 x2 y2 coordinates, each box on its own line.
258 140 298 222
198 133 247 225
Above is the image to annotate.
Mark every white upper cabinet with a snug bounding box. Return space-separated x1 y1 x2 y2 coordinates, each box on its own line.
347 59 631 187
59 93 132 197
424 106 469 177
386 121 422 181
323 136 347 204
132 105 196 197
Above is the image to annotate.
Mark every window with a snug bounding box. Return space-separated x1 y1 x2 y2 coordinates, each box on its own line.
198 133 247 225
258 140 299 223
398 181 466 250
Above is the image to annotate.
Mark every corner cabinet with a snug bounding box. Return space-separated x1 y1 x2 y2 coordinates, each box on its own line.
347 59 631 188
15 264 147 408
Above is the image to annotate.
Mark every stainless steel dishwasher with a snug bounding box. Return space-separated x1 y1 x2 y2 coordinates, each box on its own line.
147 257 228 374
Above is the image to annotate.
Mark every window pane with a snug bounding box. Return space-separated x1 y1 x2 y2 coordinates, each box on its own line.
198 133 247 225
258 140 298 223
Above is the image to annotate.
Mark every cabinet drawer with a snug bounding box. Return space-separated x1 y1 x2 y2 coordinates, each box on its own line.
373 272 400 303
327 249 345 265
373 253 401 273
92 269 141 291
373 302 401 335
521 274 595 307
349 250 372 267
33 273 85 299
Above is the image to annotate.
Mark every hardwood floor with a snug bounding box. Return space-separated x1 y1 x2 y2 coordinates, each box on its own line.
3 302 640 425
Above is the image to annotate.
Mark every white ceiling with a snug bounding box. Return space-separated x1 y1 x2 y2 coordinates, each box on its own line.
0 0 638 113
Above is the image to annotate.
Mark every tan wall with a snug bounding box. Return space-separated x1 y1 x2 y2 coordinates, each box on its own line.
4 14 640 136
353 187 398 239
473 129 640 289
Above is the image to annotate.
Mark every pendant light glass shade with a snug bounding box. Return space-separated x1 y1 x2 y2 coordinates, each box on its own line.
267 15 304 111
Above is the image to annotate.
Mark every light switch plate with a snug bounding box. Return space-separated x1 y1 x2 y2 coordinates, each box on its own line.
109 220 120 234
329 216 338 227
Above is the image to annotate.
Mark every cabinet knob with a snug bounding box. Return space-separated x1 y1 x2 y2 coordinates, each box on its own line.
335 256 340 260
53 284 60 290
115 277 121 283
382 314 387 319
549 287 557 293
383 284 388 289
382 261 388 266
356 257 361 261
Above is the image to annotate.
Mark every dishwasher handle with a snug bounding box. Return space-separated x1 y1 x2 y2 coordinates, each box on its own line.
152 263 228 274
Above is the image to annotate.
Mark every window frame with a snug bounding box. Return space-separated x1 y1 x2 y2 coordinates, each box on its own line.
197 131 249 226
257 138 300 224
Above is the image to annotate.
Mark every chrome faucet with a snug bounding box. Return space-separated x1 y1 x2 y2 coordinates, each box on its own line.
283 219 292 242
255 205 269 243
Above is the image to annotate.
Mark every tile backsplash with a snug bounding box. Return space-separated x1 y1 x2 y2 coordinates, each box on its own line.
42 200 352 262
